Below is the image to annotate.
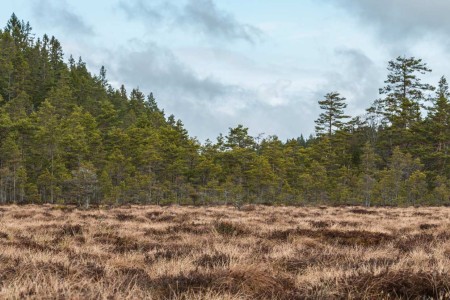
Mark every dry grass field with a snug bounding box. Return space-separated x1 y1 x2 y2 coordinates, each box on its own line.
1 205 450 299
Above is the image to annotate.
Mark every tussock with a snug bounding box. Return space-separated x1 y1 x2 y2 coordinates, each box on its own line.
349 208 378 215
395 233 435 252
115 213 136 221
58 224 83 237
342 270 450 299
309 220 331 228
0 205 449 299
195 252 231 268
214 221 247 236
419 223 439 230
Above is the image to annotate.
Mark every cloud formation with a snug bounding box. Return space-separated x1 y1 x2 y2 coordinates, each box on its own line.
110 40 382 141
326 0 450 40
32 0 94 36
118 0 262 43
178 0 262 43
331 49 381 109
111 41 315 140
118 0 166 26
115 42 248 110
5 0 449 141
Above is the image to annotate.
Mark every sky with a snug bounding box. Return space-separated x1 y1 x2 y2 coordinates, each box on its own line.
1 0 450 141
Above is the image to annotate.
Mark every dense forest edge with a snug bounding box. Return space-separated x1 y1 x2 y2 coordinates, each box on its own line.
0 14 448 207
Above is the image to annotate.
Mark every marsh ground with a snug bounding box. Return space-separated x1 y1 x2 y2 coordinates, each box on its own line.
0 204 450 299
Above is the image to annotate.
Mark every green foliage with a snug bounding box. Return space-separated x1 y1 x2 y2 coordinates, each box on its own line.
375 56 434 129
0 15 448 206
315 92 349 137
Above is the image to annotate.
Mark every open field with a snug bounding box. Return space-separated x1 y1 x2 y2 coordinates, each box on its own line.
1 205 450 299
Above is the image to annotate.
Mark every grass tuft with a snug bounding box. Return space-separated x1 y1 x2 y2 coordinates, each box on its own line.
214 221 247 237
0 205 449 299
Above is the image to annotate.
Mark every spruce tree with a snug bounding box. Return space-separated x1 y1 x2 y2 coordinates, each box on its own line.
427 76 450 177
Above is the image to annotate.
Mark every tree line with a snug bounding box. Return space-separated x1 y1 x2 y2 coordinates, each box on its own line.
0 14 448 207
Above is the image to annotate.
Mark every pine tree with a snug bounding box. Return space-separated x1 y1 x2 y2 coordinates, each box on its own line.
405 170 427 206
433 176 450 205
5 13 33 50
426 76 450 177
315 92 349 137
358 142 377 206
0 16 448 207
376 56 434 129
225 125 255 149
70 162 98 208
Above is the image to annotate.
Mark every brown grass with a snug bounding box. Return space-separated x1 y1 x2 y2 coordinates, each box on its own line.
1 205 450 299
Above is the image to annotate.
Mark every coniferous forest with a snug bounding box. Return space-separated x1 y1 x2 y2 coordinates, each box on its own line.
0 14 449 207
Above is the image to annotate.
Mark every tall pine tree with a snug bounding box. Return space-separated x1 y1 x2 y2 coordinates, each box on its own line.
315 92 349 137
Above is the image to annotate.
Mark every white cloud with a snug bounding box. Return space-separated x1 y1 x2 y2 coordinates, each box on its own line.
118 0 262 43
32 0 94 36
324 0 450 41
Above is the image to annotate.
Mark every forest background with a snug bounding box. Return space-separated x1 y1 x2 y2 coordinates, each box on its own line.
0 15 449 207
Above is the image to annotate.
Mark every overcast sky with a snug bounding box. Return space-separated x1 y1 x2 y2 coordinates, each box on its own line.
1 0 449 141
